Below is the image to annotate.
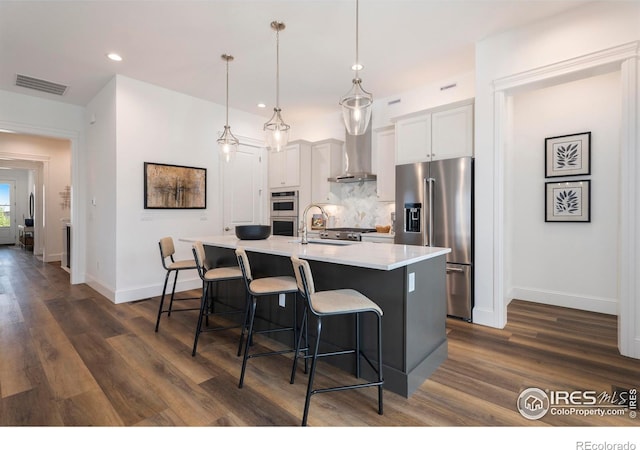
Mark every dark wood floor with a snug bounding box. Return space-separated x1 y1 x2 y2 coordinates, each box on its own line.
1 244 638 430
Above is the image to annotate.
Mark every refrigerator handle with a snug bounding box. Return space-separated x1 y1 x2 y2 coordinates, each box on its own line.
426 177 435 247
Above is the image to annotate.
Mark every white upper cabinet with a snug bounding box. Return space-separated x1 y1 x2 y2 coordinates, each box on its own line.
395 113 432 165
268 141 307 189
311 139 343 203
395 101 474 165
372 126 395 202
431 103 474 161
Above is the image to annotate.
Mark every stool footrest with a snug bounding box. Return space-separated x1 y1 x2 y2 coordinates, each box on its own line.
311 380 384 396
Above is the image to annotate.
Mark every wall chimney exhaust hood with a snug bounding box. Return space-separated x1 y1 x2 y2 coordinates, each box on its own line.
328 122 377 183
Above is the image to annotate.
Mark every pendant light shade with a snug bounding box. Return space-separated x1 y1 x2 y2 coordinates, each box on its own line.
340 0 372 135
264 21 290 152
218 54 239 163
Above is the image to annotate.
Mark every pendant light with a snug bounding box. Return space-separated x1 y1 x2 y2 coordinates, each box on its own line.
339 0 373 135
264 21 290 152
218 54 239 163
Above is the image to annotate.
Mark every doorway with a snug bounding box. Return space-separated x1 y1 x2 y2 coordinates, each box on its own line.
0 180 16 245
221 141 266 235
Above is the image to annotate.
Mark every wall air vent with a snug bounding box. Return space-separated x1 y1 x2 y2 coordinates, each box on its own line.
16 74 68 96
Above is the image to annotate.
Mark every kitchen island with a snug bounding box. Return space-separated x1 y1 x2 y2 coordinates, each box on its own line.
180 234 450 398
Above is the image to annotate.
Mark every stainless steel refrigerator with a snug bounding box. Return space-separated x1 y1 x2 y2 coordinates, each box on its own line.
395 157 473 321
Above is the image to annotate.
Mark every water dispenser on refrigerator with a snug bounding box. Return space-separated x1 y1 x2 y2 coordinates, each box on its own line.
404 203 421 233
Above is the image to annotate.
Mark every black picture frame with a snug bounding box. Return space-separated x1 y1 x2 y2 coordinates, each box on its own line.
545 180 590 223
544 131 591 178
144 162 207 209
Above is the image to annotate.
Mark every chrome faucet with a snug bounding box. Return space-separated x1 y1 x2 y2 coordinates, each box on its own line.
301 203 328 244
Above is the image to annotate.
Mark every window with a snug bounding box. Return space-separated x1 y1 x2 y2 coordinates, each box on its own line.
0 183 10 228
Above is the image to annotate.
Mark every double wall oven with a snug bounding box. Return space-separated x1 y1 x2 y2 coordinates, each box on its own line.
270 191 299 237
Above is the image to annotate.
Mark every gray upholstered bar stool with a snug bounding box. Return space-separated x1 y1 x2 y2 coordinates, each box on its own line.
191 241 245 357
290 255 384 427
155 236 200 332
235 247 302 388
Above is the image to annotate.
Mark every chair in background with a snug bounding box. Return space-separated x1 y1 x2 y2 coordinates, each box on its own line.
290 255 384 427
235 247 303 388
155 236 200 332
191 241 245 356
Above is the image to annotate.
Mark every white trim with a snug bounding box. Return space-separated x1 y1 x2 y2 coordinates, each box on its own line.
510 288 618 315
618 57 640 358
492 41 640 359
493 42 640 92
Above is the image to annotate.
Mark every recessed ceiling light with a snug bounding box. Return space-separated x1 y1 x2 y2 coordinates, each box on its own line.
257 103 266 108
107 53 123 62
351 63 363 71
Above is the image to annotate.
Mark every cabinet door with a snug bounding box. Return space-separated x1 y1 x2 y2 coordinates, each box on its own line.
268 144 300 188
372 126 396 202
311 140 342 203
431 104 473 160
311 143 331 203
283 144 300 187
268 150 285 188
395 113 431 164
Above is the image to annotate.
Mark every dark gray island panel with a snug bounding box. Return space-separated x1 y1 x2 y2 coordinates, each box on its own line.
202 242 448 398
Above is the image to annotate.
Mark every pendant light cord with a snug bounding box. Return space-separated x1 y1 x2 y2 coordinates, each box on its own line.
276 26 280 110
355 0 359 78
225 57 230 126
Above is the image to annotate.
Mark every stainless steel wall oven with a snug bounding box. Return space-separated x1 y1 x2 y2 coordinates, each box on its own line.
270 191 298 236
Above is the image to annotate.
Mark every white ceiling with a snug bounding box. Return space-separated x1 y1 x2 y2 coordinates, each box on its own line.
0 0 595 123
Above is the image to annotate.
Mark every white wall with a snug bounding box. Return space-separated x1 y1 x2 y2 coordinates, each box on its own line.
85 78 117 298
109 75 266 303
506 71 620 314
474 1 640 342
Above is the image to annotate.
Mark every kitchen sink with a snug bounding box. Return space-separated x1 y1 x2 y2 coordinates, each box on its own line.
288 238 355 246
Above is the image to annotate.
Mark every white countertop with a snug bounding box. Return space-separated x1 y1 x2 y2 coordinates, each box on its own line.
180 234 450 271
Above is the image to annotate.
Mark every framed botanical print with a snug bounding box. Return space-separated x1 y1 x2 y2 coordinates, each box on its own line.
545 180 590 223
545 132 591 178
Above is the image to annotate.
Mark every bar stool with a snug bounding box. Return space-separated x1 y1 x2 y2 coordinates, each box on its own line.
155 236 200 332
235 247 303 388
290 255 384 427
191 241 245 356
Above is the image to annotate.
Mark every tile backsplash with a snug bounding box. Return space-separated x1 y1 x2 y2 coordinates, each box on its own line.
323 181 395 229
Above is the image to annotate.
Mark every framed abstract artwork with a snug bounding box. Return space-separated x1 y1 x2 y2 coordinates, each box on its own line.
144 162 206 209
545 180 590 223
544 132 591 178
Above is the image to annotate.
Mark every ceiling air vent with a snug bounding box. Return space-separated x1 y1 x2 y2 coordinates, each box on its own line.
16 74 68 96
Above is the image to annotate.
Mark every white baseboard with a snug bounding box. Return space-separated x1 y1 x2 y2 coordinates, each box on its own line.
510 287 617 315
83 273 202 305
113 276 202 304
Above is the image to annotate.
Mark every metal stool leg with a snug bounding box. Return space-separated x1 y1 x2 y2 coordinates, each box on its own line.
290 306 308 384
238 296 257 388
167 269 179 316
302 317 322 427
377 313 384 415
192 282 210 356
155 269 172 332
237 291 251 357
